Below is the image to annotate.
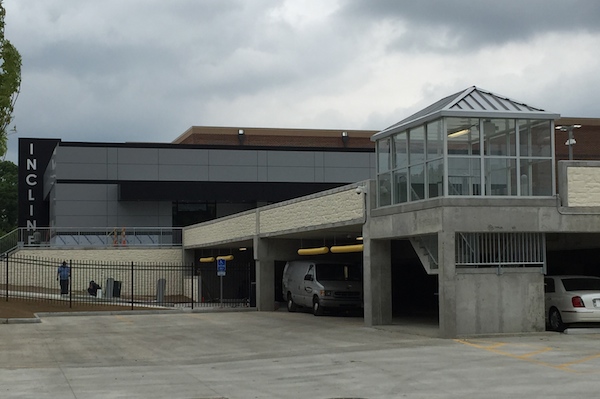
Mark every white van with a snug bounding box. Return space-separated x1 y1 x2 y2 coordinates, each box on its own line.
282 260 363 316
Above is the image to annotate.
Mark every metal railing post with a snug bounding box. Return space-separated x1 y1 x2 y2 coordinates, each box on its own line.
131 261 134 310
5 252 8 302
69 259 73 308
190 263 194 310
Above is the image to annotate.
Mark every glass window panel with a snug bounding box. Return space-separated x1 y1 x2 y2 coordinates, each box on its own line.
427 159 443 198
484 119 516 156
393 131 408 169
521 158 552 196
530 120 552 157
519 120 532 157
393 169 408 204
410 164 424 201
485 158 517 196
378 173 391 206
427 120 443 160
377 138 391 173
518 164 531 196
409 126 425 165
448 157 481 196
447 117 480 155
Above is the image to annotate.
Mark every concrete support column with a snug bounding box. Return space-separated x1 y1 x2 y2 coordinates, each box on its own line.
438 230 456 338
363 238 392 326
182 248 195 266
256 259 275 311
253 237 298 312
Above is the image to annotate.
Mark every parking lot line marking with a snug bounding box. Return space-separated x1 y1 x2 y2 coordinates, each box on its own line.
558 353 600 369
518 347 553 358
114 315 133 324
454 339 600 374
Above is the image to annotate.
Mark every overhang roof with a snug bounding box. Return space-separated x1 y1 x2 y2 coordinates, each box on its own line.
372 86 561 141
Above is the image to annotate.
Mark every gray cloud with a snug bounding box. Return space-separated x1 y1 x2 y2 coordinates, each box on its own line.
339 0 600 52
3 0 600 164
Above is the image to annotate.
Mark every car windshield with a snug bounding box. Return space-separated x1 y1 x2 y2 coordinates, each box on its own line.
561 278 600 291
316 264 362 282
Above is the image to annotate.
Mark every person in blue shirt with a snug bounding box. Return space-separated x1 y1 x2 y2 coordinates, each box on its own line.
57 261 70 296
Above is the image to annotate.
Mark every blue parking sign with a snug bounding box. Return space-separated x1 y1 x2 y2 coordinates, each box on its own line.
217 258 226 276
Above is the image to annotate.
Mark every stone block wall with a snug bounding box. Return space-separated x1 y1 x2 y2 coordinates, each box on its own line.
184 212 256 247
3 248 186 299
182 184 364 247
259 189 363 234
567 166 600 206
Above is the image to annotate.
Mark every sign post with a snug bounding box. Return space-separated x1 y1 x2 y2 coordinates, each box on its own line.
217 259 226 306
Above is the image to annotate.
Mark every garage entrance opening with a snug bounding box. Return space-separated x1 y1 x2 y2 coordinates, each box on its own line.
391 240 438 324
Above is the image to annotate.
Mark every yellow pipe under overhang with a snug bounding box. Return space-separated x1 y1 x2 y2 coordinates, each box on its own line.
297 247 329 256
330 244 364 253
216 255 234 261
199 257 215 263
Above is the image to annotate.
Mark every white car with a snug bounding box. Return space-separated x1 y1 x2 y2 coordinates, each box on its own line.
544 275 600 332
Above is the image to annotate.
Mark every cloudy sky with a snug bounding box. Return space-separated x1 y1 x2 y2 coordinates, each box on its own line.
3 0 600 163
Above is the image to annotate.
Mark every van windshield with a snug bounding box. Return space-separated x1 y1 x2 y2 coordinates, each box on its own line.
315 264 362 282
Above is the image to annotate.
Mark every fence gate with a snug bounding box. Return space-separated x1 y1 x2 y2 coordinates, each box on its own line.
193 261 253 307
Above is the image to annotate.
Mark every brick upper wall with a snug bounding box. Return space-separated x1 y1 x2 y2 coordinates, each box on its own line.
555 126 600 161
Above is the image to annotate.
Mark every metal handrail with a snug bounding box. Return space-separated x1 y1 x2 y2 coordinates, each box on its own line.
14 227 183 248
0 229 19 256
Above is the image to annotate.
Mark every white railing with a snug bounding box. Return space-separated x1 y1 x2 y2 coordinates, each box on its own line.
16 227 183 248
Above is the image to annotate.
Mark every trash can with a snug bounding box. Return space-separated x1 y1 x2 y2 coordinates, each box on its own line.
113 281 122 298
250 282 256 307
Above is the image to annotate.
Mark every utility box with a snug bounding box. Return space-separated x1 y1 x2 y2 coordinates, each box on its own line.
105 278 122 299
157 278 166 303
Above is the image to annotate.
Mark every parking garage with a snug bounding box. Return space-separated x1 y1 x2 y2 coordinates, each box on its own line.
183 87 600 338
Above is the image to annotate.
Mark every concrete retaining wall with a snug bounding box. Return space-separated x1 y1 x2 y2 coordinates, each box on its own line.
455 270 545 335
4 248 185 298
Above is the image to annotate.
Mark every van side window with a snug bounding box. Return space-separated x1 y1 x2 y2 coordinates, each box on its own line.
304 265 315 281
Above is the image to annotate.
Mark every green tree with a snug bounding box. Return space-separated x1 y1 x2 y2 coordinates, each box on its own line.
0 159 17 235
0 1 21 157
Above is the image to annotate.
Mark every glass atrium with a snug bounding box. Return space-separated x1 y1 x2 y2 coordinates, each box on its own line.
373 87 558 207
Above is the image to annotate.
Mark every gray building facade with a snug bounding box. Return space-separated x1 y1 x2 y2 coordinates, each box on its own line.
18 139 375 230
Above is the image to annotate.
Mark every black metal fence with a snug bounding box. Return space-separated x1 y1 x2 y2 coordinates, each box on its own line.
1 254 253 310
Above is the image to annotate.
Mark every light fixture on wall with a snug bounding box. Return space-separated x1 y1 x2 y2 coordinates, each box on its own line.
556 124 581 160
238 129 245 145
341 131 349 146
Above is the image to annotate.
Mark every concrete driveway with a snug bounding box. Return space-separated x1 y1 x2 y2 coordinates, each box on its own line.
1 308 600 398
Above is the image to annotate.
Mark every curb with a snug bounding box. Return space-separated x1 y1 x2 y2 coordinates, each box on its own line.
1 317 42 324
1 306 257 324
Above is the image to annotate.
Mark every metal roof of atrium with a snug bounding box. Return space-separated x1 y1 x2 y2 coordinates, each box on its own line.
372 86 561 141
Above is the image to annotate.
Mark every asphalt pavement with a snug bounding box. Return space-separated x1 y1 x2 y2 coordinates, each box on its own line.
1 307 600 398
